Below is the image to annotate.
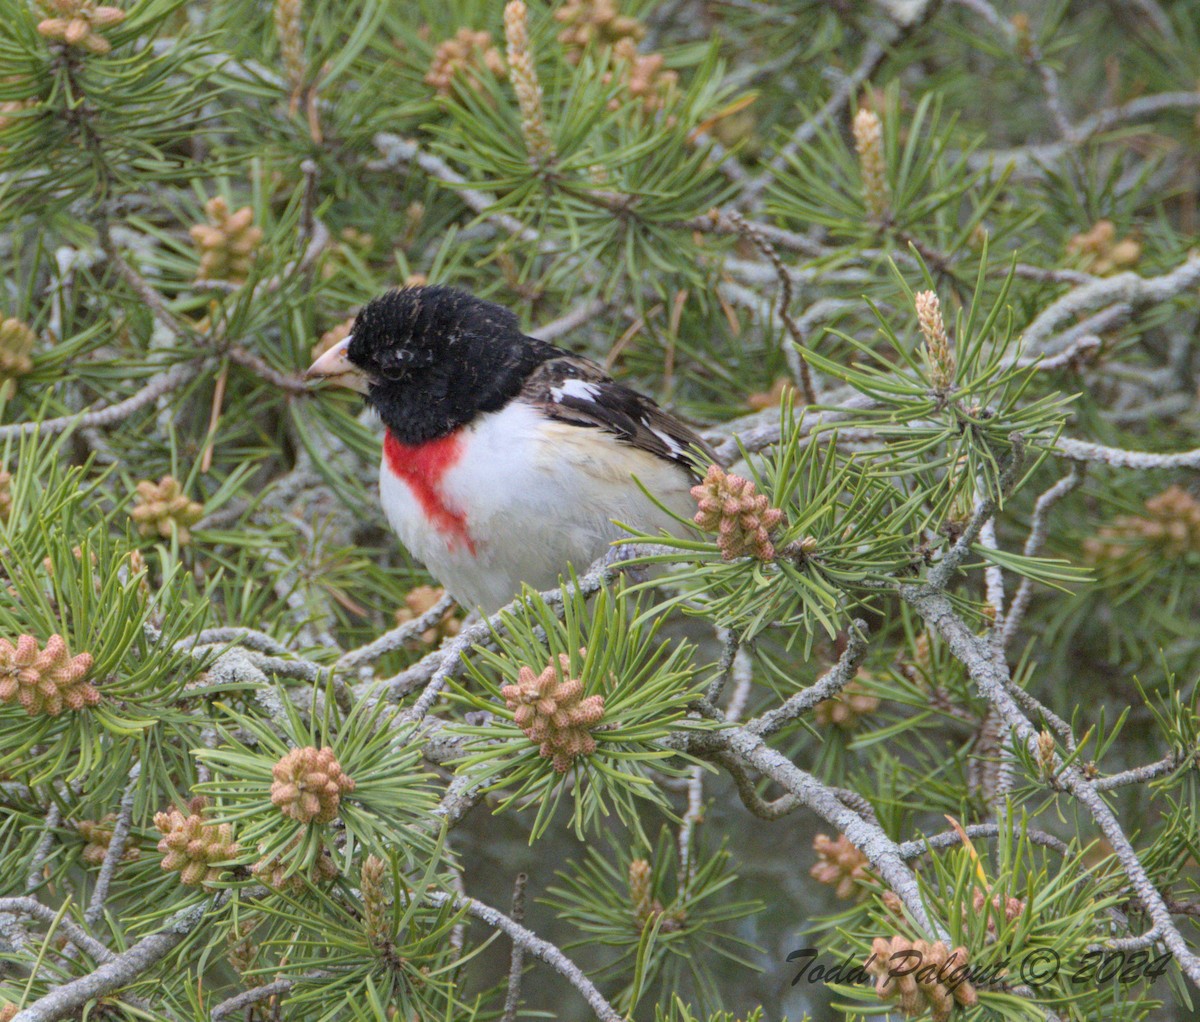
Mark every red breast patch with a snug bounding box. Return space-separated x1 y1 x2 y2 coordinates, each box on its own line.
383 430 476 554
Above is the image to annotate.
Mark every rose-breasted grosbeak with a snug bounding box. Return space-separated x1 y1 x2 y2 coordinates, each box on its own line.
305 285 713 612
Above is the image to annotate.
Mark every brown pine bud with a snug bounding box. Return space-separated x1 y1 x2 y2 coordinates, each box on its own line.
1084 485 1200 563
36 0 126 55
361 853 389 940
154 805 238 887
627 857 685 931
504 2 555 165
603 38 676 116
1010 13 1033 59
190 196 263 283
270 746 355 824
813 675 879 731
0 317 36 396
394 585 461 646
226 919 261 981
915 290 955 392
0 633 98 716
0 470 11 522
811 833 869 899
745 377 797 412
501 650 605 772
274 0 306 103
554 0 645 62
76 815 140 865
972 886 1025 934
1066 219 1141 275
131 476 204 544
853 108 889 221
251 835 338 891
865 936 977 1021
690 464 784 561
425 28 506 96
1035 729 1056 777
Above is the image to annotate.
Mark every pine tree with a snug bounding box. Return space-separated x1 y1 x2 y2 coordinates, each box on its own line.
2 1 1200 1020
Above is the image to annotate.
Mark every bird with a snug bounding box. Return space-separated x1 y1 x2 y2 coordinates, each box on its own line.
304 285 715 613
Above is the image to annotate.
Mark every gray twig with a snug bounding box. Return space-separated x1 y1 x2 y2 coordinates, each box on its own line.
500 873 529 1022
12 896 226 1022
336 593 456 671
1002 464 1085 647
429 890 621 1022
24 804 61 894
745 622 869 738
85 763 140 927
0 898 115 964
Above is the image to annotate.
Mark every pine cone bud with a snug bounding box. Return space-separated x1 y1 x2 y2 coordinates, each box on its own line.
813 675 879 731
1084 485 1200 563
746 378 797 412
0 470 11 522
270 746 355 823
361 854 389 940
1035 729 1056 777
0 633 98 716
0 88 37 133
912 632 932 672
603 39 676 116
971 887 1025 935
425 28 506 96
1066 219 1141 275
226 919 261 981
0 316 36 396
501 650 606 773
690 464 784 561
394 585 461 646
36 0 126 55
627 857 685 931
865 936 977 1021
554 0 645 62
504 1 555 165
76 814 140 866
628 857 653 922
853 107 889 221
915 290 955 392
811 833 870 899
274 0 306 99
251 835 338 891
189 196 264 283
131 476 204 544
154 804 238 887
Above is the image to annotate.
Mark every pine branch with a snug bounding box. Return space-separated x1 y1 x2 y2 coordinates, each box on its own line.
428 890 622 1022
11 897 227 1022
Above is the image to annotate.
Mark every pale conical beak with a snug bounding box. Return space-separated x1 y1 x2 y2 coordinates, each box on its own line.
305 336 370 394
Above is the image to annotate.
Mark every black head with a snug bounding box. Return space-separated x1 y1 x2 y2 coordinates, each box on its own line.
332 286 557 444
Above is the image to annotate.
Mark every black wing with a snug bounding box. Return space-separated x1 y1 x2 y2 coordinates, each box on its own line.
519 351 716 477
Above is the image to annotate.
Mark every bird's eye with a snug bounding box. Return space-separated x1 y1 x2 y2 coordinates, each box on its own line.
377 347 419 382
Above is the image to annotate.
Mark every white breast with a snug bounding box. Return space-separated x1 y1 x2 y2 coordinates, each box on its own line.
378 402 696 612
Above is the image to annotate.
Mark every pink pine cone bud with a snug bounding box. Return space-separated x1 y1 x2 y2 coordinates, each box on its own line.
270 746 355 824
503 649 605 773
0 633 98 717
154 807 238 887
691 464 785 561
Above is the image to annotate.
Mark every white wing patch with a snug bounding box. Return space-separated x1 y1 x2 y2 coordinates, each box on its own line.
550 378 601 403
650 426 684 456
